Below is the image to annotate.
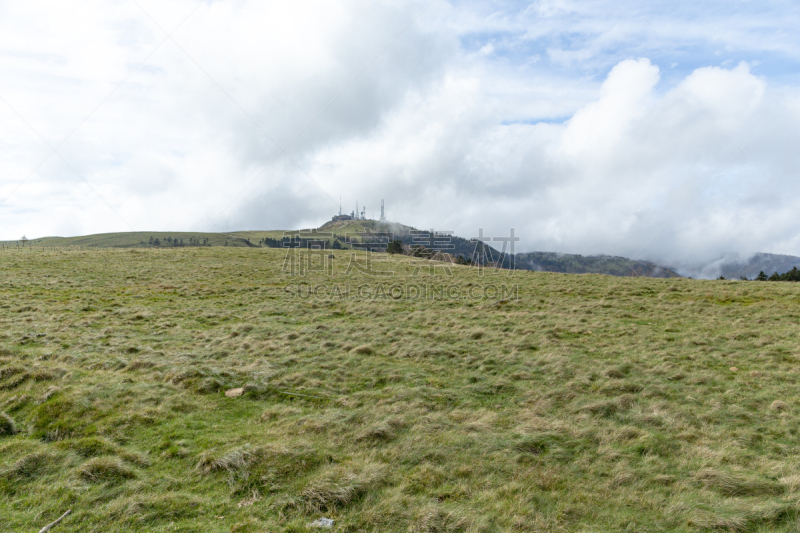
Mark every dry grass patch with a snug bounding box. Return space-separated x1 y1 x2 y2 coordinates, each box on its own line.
299 462 386 513
0 412 16 436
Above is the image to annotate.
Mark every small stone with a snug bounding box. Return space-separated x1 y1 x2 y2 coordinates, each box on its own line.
729 367 738 372
225 387 244 398
310 517 335 528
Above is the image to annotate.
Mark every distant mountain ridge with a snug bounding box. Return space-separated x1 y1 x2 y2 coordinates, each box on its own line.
717 253 800 280
514 252 681 278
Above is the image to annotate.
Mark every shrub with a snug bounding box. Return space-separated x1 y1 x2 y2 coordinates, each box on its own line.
387 240 404 255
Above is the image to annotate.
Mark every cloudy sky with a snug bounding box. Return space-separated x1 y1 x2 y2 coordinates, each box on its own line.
1 0 799 270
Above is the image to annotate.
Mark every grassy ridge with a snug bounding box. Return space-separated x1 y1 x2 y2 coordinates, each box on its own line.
0 230 289 249
2 248 800 531
0 220 408 250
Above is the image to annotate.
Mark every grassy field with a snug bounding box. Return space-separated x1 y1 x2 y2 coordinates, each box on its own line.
2 247 800 532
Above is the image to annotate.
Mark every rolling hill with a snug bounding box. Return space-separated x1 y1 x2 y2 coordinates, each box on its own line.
1 220 680 278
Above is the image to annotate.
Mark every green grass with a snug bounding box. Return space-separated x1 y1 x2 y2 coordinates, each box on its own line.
2 247 800 531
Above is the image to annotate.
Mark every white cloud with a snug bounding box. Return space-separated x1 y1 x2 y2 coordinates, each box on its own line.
1 0 800 275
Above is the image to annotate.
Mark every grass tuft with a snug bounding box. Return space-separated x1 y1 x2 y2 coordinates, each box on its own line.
299 462 385 512
694 468 784 497
1 451 59 480
409 506 470 533
0 412 17 436
688 501 797 532
57 436 118 457
356 418 404 443
352 345 375 355
770 400 790 412
107 492 203 523
78 456 136 483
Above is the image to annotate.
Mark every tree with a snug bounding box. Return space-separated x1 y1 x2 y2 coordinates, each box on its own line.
767 267 800 282
784 266 800 282
387 239 404 254
411 245 431 258
20 235 28 247
756 271 768 281
332 240 342 250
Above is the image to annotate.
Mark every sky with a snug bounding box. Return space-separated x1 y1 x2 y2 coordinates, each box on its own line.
1 0 800 273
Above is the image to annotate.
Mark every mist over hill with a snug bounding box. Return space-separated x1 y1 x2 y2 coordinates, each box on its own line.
514 252 681 278
706 253 800 280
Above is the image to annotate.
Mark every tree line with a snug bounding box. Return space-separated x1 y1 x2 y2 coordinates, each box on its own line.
722 267 800 281
144 236 209 246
